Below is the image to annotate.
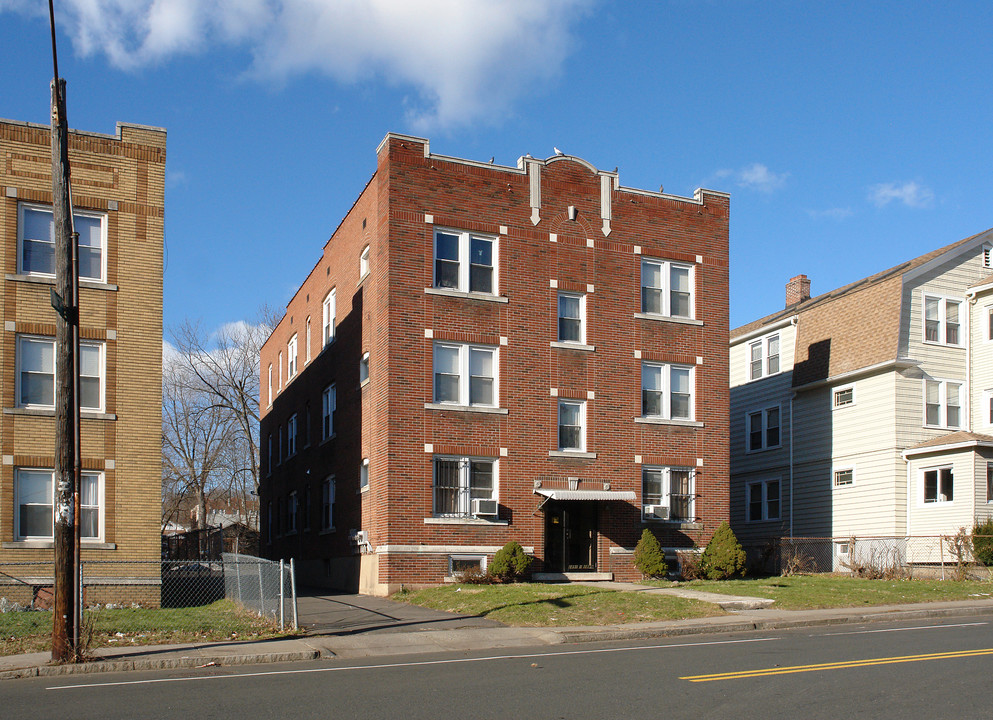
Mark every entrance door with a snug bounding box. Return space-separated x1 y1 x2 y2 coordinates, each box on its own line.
544 501 598 572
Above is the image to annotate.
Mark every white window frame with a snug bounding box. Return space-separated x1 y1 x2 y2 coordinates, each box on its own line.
833 384 855 409
833 465 856 488
558 399 586 451
322 384 336 440
17 202 108 283
746 478 781 522
432 455 498 518
557 292 586 344
745 405 781 452
322 289 336 347
449 555 487 577
987 462 993 504
322 476 335 530
360 245 370 278
641 362 694 421
305 318 312 364
287 334 298 379
14 468 104 542
287 414 298 457
267 364 273 407
16 335 105 412
278 351 283 389
924 378 963 429
360 457 369 490
920 465 954 505
748 333 781 381
432 228 498 295
985 305 993 342
922 293 964 346
359 352 370 384
432 342 498 408
640 258 694 319
983 243 991 269
642 466 695 522
983 389 993 428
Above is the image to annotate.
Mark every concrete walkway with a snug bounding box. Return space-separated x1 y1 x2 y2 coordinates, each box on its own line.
3 587 993 680
571 581 775 610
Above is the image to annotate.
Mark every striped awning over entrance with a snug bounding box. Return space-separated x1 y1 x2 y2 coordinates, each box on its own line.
534 488 636 501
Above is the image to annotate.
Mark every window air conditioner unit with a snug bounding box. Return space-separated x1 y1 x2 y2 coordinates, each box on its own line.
471 498 499 517
645 505 669 520
350 530 368 545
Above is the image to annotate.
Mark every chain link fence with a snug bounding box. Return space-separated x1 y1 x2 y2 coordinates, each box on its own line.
752 534 993 580
0 555 297 655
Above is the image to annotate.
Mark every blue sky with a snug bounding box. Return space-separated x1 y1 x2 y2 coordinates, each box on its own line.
2 1 992 333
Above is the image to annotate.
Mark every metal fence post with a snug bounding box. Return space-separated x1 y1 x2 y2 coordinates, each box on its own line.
290 558 298 630
279 559 285 631
258 559 266 617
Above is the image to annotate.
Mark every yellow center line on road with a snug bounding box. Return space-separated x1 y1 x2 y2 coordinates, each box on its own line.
681 647 993 682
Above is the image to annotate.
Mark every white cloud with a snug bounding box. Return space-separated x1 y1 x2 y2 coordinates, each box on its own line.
4 0 591 130
712 163 788 193
867 181 934 209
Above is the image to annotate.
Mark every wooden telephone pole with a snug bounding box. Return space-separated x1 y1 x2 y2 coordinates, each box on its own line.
49 0 81 663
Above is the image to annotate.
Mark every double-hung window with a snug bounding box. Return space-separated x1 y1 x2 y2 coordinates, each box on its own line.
746 406 780 451
557 292 585 343
18 203 107 282
16 468 103 541
287 414 298 456
642 362 693 420
923 295 963 345
748 333 780 380
922 466 953 504
322 290 336 346
432 456 496 517
641 259 693 318
287 334 298 379
17 336 104 412
984 390 993 427
322 384 336 440
642 467 695 521
360 245 370 278
746 479 780 522
287 491 298 534
433 229 496 294
433 343 496 407
558 400 586 451
360 458 369 489
924 378 962 428
322 476 335 530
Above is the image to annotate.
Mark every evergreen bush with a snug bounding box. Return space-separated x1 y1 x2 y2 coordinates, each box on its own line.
490 541 532 581
973 519 993 566
699 522 746 580
633 529 669 579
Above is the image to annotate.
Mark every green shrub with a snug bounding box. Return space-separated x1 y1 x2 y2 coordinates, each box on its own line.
633 529 668 578
973 519 993 566
490 541 532 581
699 522 746 580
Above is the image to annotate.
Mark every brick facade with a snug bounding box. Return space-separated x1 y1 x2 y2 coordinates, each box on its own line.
260 134 729 595
0 119 165 603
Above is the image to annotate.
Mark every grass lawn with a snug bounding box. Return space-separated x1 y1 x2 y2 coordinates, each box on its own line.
394 583 726 626
0 600 290 656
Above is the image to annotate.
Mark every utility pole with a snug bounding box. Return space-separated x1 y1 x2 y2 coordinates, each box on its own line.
49 0 80 663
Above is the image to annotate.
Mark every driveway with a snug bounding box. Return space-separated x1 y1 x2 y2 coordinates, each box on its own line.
296 589 504 635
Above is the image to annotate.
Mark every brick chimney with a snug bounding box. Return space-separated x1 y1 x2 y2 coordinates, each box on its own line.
786 274 811 307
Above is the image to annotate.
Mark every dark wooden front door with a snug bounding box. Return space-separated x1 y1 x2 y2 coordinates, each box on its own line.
544 501 598 572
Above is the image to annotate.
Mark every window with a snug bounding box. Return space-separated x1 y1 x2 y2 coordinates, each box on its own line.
642 467 695 521
433 343 497 407
267 364 273 407
305 318 312 364
746 479 780 522
746 406 780 451
986 306 993 342
987 463 993 504
433 229 496 294
984 390 993 427
833 385 855 408
322 476 335 530
925 379 962 428
322 289 336 346
641 258 693 318
266 433 272 476
15 468 102 541
558 400 586 451
360 245 370 278
642 362 693 420
923 295 963 345
557 292 585 343
303 402 311 448
17 336 103 411
277 424 283 464
18 203 106 282
278 351 283 389
449 555 486 577
359 352 370 384
322 384 336 440
287 334 298 379
922 466 953 503
433 457 496 517
360 458 369 490
303 485 311 531
748 333 780 380
287 414 298 456
287 491 298 534
834 468 855 487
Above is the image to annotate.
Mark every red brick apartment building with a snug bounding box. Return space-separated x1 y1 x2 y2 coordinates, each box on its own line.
259 133 729 595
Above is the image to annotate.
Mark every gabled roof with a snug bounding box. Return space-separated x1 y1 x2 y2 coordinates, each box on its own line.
732 228 993 387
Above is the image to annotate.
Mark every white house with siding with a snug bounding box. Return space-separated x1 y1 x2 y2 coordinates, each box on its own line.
729 230 993 566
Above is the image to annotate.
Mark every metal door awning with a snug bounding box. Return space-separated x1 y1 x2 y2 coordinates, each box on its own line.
534 488 636 501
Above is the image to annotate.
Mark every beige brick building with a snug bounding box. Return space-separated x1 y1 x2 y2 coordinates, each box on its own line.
0 118 165 602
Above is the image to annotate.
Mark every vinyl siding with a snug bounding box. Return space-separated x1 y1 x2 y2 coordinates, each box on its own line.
972 296 993 431
907 450 977 537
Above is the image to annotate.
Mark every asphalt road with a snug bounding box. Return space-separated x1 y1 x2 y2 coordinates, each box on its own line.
7 613 993 719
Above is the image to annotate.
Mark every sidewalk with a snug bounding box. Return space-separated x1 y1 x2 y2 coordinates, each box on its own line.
4 592 993 680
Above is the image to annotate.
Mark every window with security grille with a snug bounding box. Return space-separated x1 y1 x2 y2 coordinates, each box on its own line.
433 457 495 517
642 467 695 521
